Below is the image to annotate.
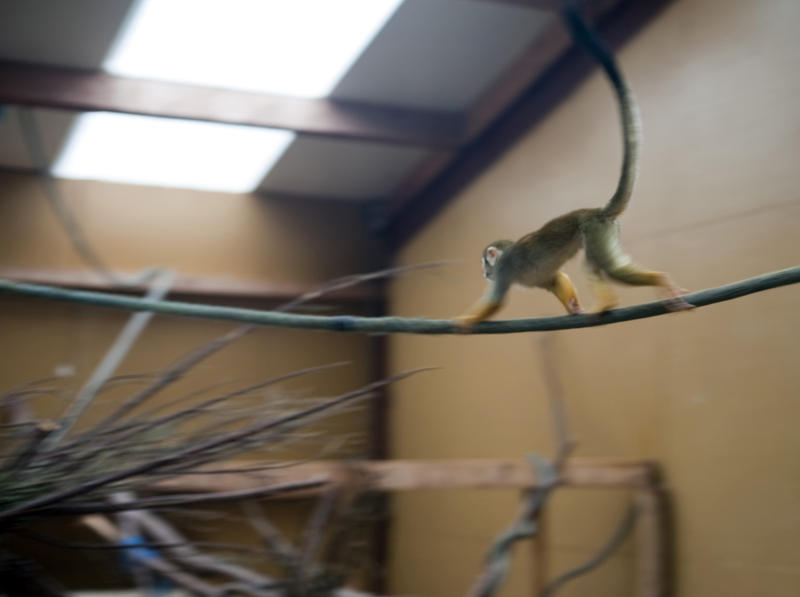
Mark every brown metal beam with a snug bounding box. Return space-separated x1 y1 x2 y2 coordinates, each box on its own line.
387 0 670 247
0 60 463 149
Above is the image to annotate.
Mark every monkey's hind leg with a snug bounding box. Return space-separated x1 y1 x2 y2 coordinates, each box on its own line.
605 264 693 311
546 271 584 315
583 262 619 312
582 217 692 311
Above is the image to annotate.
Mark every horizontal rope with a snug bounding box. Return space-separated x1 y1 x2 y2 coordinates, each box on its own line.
1 266 798 335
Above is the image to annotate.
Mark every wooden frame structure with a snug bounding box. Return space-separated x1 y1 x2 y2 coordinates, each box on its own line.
157 458 669 597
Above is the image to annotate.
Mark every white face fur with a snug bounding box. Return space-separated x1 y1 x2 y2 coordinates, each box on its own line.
482 246 503 280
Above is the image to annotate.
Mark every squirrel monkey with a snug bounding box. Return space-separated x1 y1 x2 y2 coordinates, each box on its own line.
456 4 690 329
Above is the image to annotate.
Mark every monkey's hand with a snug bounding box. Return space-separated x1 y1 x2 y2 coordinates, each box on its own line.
453 298 503 333
453 315 477 334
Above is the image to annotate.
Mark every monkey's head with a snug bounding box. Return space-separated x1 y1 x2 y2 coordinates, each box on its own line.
481 240 514 280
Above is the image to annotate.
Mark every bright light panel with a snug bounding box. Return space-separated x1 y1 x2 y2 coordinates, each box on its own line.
52 112 295 193
105 0 403 98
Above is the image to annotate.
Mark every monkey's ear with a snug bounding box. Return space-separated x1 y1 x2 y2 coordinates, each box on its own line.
485 246 502 266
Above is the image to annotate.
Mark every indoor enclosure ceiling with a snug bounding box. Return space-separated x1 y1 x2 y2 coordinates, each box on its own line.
0 0 663 245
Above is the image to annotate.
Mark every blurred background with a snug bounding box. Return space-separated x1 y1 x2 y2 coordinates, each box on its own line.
0 0 797 595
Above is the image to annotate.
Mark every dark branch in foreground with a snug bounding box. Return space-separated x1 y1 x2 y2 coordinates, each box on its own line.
31 478 329 515
0 370 426 524
1 266 798 335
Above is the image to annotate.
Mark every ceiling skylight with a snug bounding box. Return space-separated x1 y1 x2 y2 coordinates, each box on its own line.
104 0 403 98
52 112 294 193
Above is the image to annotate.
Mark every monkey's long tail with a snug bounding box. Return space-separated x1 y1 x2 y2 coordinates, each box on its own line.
562 3 642 220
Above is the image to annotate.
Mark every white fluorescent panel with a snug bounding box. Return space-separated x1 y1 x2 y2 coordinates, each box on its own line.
52 112 295 193
105 0 403 98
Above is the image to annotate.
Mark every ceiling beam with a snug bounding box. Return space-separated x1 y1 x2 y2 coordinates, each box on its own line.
0 60 463 149
387 0 671 247
459 0 564 7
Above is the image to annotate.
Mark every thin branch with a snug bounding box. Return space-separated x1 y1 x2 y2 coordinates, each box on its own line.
242 499 299 564
12 528 267 554
538 335 575 463
468 456 559 597
80 514 237 597
83 261 448 430
18 108 163 289
297 487 340 589
62 363 349 469
35 477 329 515
48 269 175 445
5 421 59 472
0 369 427 524
539 503 639 597
277 260 457 313
2 266 798 334
94 324 256 429
112 492 278 590
469 336 577 597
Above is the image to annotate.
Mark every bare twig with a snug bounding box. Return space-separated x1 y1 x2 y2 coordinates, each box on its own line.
5 421 59 472
468 335 577 597
12 528 267 554
2 266 798 334
81 514 235 597
48 269 175 445
112 492 278 590
279 260 457 312
539 503 639 597
467 456 559 597
35 478 329 515
538 335 575 463
18 107 163 289
296 487 340 590
242 499 299 564
94 324 257 429
82 261 449 430
60 363 349 471
0 369 427 524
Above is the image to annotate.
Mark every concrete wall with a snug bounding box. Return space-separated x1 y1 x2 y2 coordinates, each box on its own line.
388 0 800 595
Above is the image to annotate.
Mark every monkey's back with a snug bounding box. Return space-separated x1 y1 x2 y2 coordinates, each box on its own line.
509 208 597 287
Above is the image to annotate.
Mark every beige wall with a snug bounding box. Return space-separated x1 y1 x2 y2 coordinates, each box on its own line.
0 173 384 284
388 0 800 595
0 172 384 430
0 175 384 587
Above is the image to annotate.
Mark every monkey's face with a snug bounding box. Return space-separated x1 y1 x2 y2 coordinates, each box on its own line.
481 241 512 280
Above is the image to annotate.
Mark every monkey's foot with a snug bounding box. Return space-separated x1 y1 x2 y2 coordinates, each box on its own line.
567 298 584 315
664 296 694 312
662 285 694 312
589 292 618 313
590 297 618 313
590 304 616 314
452 317 476 333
